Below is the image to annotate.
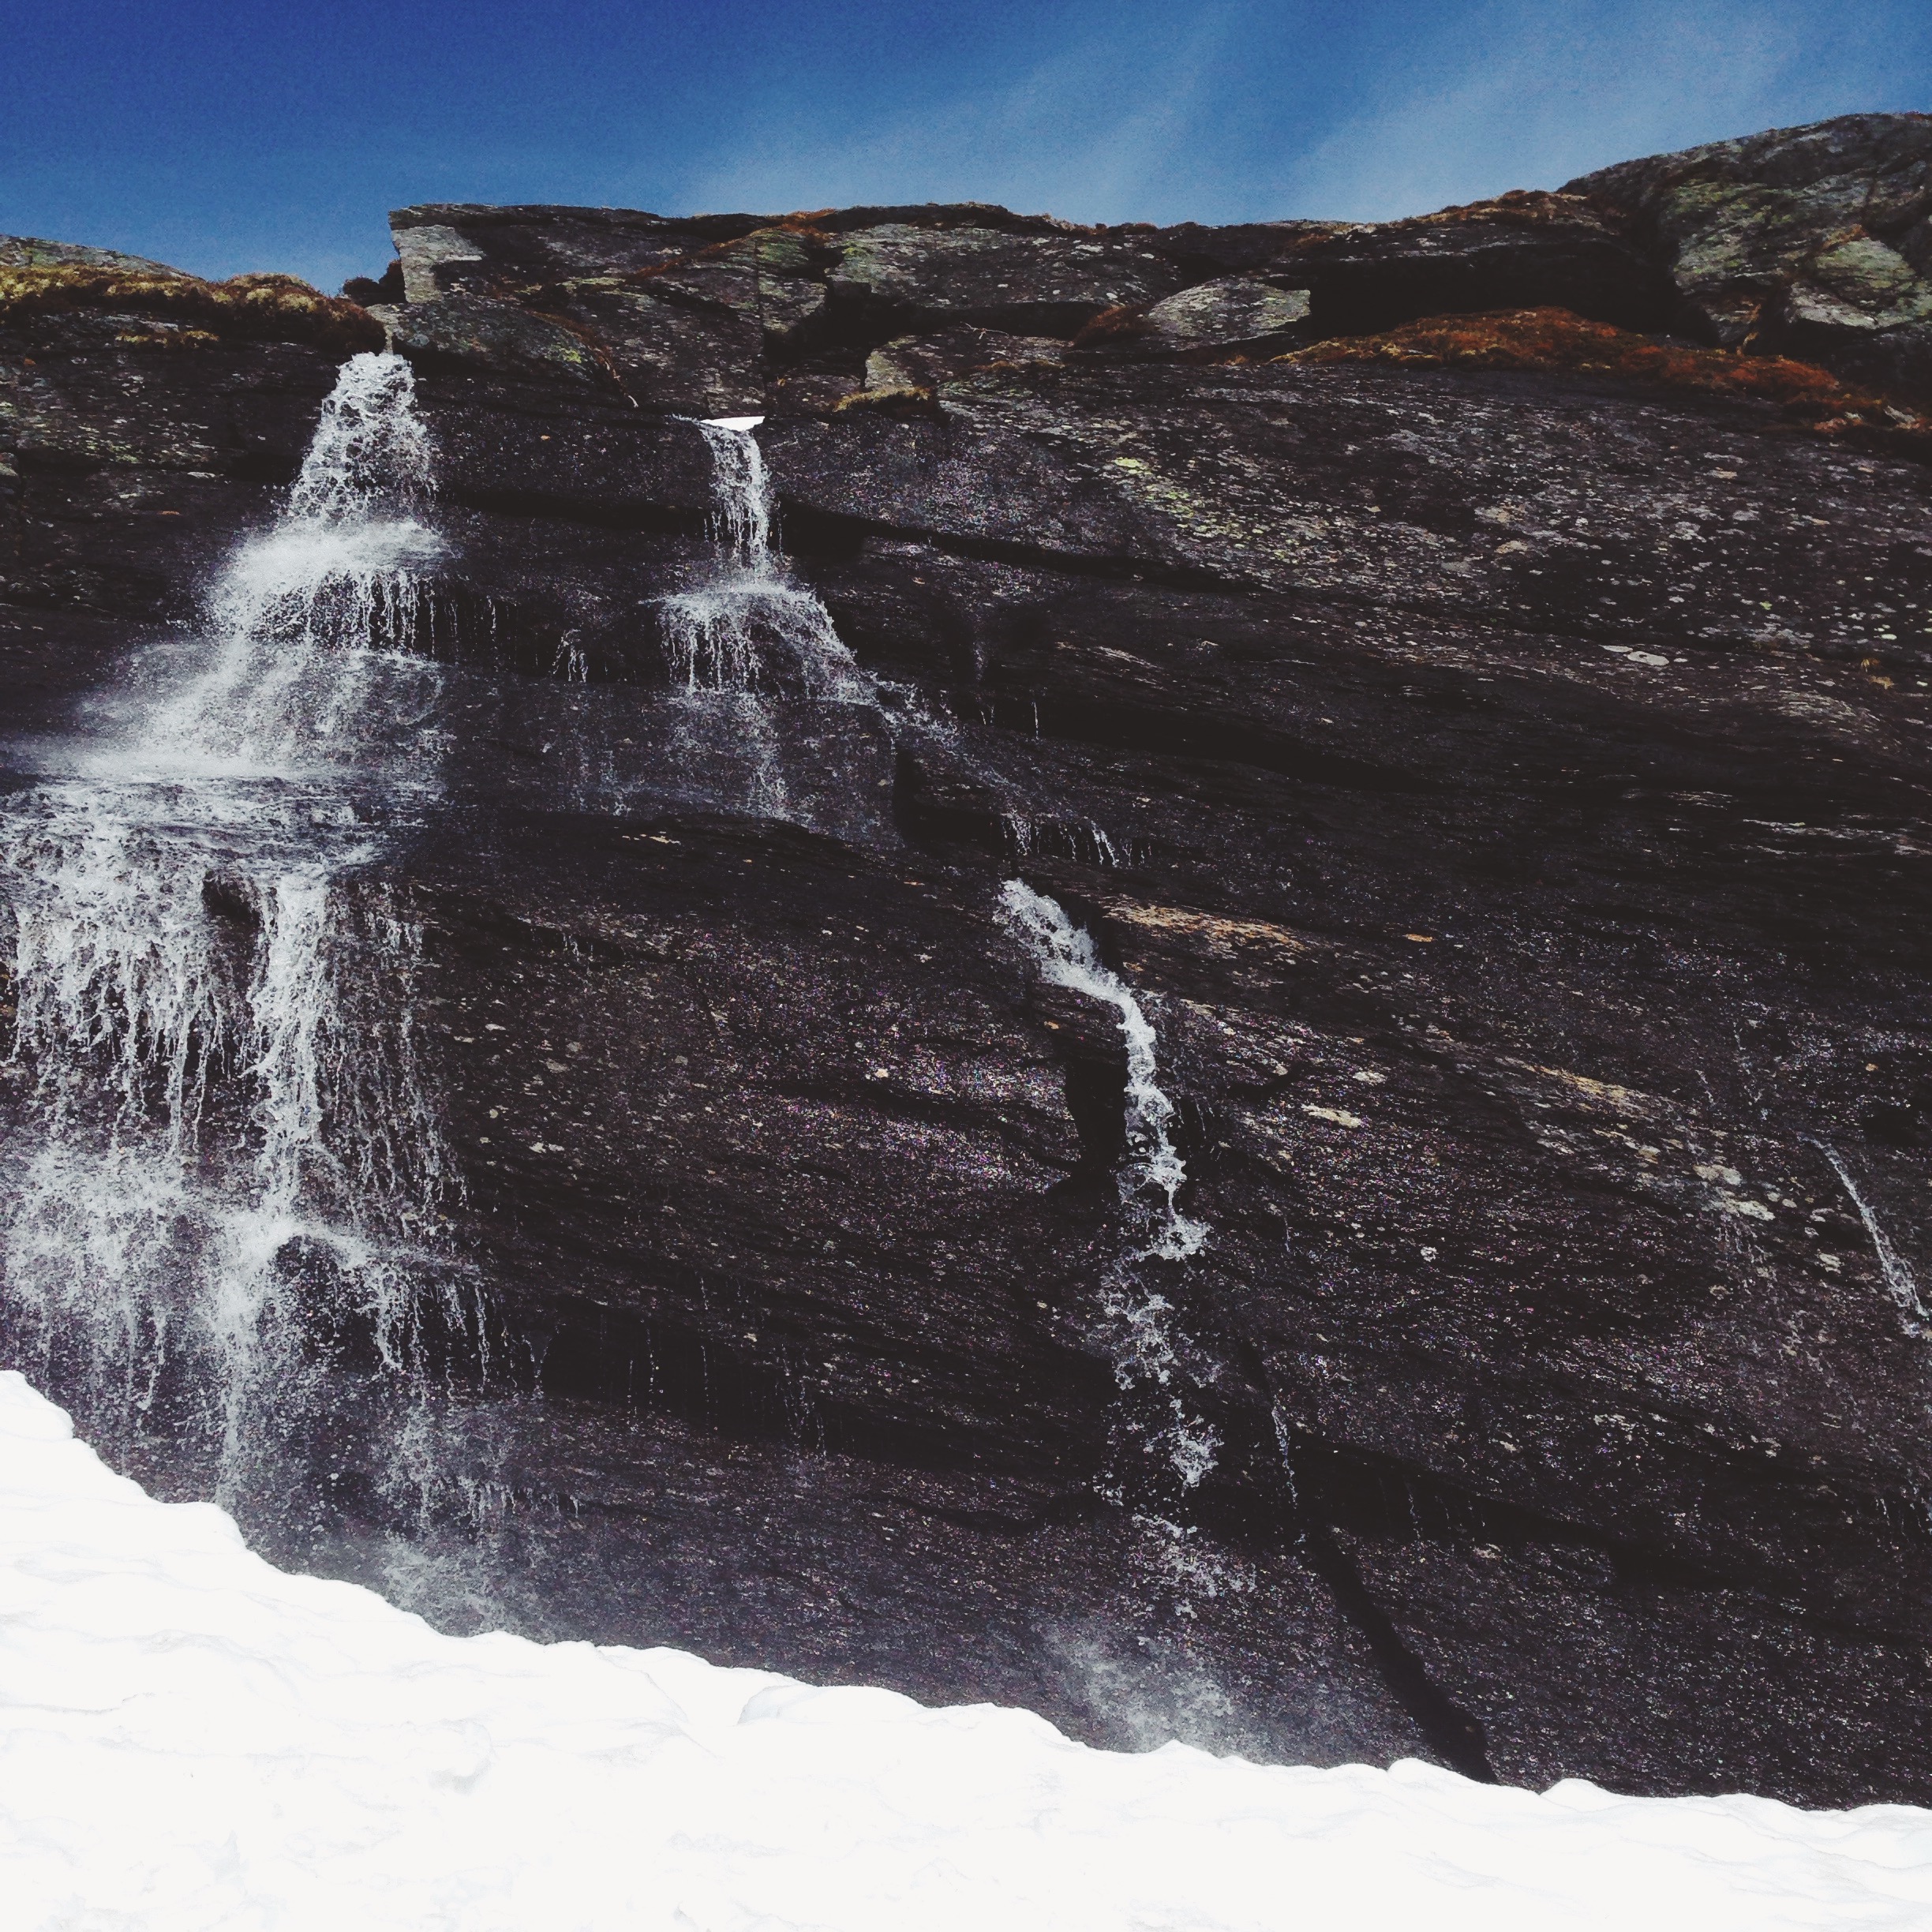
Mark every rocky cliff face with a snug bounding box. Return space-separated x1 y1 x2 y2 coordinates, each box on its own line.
4 112 1932 1807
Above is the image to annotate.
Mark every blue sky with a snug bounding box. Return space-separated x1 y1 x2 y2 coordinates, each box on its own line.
2 1 1926 291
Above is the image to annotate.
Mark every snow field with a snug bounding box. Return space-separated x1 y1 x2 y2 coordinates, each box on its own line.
1 1371 1928 1930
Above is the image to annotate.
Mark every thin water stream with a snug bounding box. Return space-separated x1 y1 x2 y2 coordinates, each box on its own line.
1000 882 1222 1563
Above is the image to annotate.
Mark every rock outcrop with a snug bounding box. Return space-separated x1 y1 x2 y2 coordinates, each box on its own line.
1569 112 1932 401
5 114 1932 1810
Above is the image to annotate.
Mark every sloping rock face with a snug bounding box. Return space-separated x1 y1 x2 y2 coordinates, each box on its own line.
6 116 1932 1808
1569 112 1932 401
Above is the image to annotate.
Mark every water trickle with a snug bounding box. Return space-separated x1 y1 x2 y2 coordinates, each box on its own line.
1001 882 1218 1522
1000 882 1204 1262
2 352 473 1505
1003 813 1128 871
1813 1141 1929 1328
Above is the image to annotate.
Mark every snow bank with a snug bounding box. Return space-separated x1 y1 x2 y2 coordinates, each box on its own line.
2 1372 1927 1931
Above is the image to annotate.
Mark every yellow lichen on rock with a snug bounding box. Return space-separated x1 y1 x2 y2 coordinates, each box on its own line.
1098 899 1310 960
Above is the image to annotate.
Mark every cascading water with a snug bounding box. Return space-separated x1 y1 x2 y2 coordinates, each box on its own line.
1001 882 1205 1266
661 418 872 704
659 420 1131 866
999 883 1221 1516
0 352 474 1512
650 416 890 831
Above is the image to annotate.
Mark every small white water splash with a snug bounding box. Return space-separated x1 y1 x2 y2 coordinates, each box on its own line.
1004 813 1126 870
660 420 872 703
1001 881 1218 1510
2 351 469 1497
1814 1142 1929 1328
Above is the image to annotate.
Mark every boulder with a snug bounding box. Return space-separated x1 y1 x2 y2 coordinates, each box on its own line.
1141 219 1338 279
534 284 766 414
1567 112 1932 399
634 225 833 349
384 209 807 410
0 240 384 360
0 233 187 276
376 290 616 389
1077 278 1314 359
390 203 766 300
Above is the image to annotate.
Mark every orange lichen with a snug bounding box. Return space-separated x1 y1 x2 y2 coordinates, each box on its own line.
833 383 940 417
1280 307 1930 443
1070 304 1154 349
0 264 383 355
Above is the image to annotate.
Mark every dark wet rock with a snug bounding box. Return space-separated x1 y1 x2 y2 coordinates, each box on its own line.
768 370 869 417
1569 112 1932 399
9 114 1932 1810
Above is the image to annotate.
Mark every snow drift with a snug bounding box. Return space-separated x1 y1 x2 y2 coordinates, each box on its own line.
1 1373 1928 1930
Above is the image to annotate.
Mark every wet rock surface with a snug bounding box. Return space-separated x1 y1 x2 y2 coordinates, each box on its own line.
5 114 1932 1807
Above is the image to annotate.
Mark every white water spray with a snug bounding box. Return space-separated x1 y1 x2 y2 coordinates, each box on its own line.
1 352 466 1496
147 353 444 772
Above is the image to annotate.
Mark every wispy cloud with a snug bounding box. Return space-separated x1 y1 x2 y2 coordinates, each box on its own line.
673 6 1247 221
1276 0 1924 220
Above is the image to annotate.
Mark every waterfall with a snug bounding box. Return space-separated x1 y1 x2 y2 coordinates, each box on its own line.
661 421 1132 867
144 351 443 770
1001 882 1204 1264
1000 882 1219 1514
660 418 873 703
1 352 470 1503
